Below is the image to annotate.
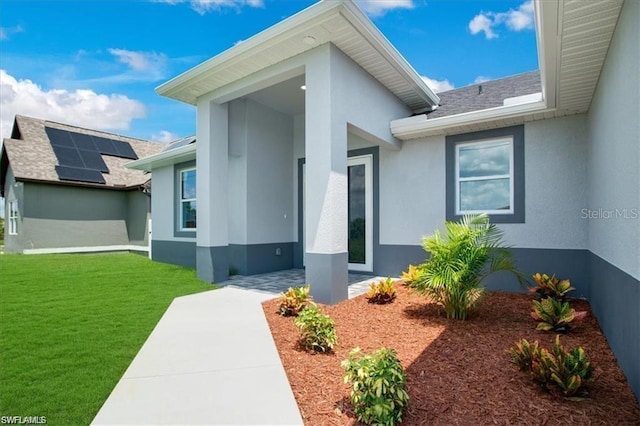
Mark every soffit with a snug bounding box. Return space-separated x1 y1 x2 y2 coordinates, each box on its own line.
156 1 438 113
555 0 624 114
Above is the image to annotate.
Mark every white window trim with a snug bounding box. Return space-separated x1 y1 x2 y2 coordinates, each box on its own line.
8 200 18 235
179 167 196 231
454 137 515 216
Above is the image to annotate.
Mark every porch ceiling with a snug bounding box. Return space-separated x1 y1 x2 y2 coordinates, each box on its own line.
156 0 439 113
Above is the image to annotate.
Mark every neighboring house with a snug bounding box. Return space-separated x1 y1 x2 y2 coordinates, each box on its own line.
1 115 164 254
128 0 638 397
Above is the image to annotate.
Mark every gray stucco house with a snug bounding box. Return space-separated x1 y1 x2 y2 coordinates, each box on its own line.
1 115 163 254
128 0 639 398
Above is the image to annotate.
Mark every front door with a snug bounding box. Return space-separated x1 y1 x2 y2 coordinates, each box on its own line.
302 154 373 272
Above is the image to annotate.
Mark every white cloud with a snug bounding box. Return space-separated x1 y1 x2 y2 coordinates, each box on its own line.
469 0 534 39
151 130 179 143
153 0 263 14
505 0 535 31
108 48 167 72
355 0 414 17
468 13 497 39
0 25 24 41
0 69 145 139
473 76 491 84
421 75 455 93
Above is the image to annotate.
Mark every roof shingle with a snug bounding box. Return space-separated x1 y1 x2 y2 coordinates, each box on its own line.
2 115 164 190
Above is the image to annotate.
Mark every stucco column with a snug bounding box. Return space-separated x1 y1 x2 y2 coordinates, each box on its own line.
196 98 229 283
304 45 349 304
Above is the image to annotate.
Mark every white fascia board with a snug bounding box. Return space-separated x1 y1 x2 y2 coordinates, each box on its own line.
339 1 440 107
534 0 560 109
155 0 439 110
391 101 551 140
155 1 339 101
126 144 196 171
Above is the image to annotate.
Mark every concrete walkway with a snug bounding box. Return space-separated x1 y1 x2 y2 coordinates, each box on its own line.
92 287 303 425
92 274 384 425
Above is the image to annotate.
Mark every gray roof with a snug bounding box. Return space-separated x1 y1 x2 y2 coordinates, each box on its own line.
1 115 164 192
428 71 541 119
163 135 196 152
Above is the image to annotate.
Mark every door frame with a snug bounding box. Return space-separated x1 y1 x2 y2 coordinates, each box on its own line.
301 153 374 272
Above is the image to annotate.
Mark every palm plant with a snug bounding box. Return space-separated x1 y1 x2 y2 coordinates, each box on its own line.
411 214 523 320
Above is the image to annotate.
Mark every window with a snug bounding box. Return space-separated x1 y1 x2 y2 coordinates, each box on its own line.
180 168 196 230
446 126 524 224
456 138 513 215
8 200 18 235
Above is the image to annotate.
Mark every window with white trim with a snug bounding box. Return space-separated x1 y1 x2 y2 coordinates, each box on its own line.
455 138 514 215
8 200 18 235
446 125 524 224
180 168 196 230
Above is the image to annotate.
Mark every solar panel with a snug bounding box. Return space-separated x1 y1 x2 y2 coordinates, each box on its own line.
69 132 97 151
46 126 141 184
92 136 119 156
112 140 138 160
78 150 109 172
46 127 75 147
55 165 106 184
51 145 85 168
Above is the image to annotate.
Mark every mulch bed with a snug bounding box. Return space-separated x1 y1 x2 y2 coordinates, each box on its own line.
263 284 640 425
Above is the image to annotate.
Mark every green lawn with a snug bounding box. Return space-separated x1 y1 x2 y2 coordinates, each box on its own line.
0 253 214 425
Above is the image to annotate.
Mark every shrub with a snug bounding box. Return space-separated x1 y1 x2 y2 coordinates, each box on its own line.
400 264 423 286
529 273 575 301
278 284 314 317
293 305 337 353
411 214 523 320
342 347 409 426
509 338 543 373
509 336 594 398
531 297 587 332
366 277 397 304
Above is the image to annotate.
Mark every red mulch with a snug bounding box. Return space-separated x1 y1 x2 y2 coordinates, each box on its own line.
262 284 640 425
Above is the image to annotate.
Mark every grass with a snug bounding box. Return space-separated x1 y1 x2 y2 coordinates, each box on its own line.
0 253 213 425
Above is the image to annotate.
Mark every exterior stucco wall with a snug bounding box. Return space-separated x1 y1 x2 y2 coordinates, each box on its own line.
379 115 588 250
17 183 140 250
126 190 150 246
585 0 640 400
586 0 639 281
149 162 196 267
246 99 294 244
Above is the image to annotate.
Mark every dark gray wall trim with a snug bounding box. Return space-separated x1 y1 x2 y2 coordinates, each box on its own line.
152 239 197 269
196 245 229 283
374 244 426 277
296 146 380 272
174 160 197 238
229 242 294 275
446 125 525 223
588 252 639 401
374 245 589 296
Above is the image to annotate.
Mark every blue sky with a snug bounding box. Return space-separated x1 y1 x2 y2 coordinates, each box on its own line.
0 0 538 143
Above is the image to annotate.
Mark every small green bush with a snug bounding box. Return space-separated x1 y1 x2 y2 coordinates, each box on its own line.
411 214 523 320
278 284 314 317
509 335 594 398
342 347 409 426
529 273 575 301
366 277 397 304
293 305 337 353
400 264 424 286
531 297 587 332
